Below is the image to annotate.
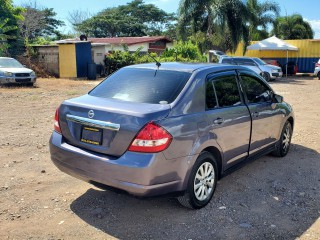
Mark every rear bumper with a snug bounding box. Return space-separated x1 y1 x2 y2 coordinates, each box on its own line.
49 131 191 197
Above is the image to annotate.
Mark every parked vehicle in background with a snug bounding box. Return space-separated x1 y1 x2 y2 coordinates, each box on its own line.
219 56 283 81
0 57 36 86
50 62 294 209
314 59 320 79
208 50 228 62
282 61 298 75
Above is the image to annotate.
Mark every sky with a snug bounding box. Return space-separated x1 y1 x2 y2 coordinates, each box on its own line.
12 0 320 38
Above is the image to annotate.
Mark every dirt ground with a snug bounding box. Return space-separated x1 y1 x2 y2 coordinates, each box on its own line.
0 77 319 240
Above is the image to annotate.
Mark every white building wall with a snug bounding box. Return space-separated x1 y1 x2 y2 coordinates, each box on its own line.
104 43 150 53
92 45 106 65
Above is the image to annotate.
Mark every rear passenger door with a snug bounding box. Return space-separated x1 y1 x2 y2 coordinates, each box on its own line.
238 71 282 154
206 71 251 167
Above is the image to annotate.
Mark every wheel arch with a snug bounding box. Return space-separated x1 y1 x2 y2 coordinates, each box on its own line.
287 116 294 130
201 146 223 179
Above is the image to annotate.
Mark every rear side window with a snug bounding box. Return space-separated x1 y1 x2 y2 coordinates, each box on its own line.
206 74 242 109
90 68 191 104
240 74 272 103
234 58 256 66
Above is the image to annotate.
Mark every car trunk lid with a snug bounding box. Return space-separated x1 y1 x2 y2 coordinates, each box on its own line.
58 94 171 157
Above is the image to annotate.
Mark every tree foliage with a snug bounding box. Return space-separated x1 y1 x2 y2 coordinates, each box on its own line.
0 0 24 56
19 2 65 43
76 0 176 37
246 0 280 41
272 14 314 40
177 0 250 53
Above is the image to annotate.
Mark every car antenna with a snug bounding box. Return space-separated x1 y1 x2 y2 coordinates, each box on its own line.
148 53 161 68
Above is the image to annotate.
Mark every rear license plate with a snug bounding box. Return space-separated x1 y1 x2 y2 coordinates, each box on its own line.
80 126 102 145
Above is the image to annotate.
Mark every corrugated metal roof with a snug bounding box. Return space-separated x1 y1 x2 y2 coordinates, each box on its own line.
88 36 172 46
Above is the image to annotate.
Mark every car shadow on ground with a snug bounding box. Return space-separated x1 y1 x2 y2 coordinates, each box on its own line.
0 83 37 88
70 144 319 239
271 76 316 85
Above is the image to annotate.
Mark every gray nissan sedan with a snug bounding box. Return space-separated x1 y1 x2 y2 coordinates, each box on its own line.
50 62 294 209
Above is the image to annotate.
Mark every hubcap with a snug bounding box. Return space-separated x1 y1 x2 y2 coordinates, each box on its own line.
282 125 291 152
194 162 215 201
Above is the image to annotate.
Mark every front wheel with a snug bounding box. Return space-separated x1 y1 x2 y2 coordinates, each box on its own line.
272 121 292 157
177 152 218 209
262 72 271 82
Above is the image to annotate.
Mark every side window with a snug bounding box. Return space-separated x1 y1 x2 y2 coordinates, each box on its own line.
222 58 233 64
235 58 255 66
206 81 218 109
206 74 242 109
241 75 272 103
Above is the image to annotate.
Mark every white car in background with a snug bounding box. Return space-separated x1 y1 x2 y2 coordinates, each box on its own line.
219 56 283 81
209 50 228 62
314 59 320 79
0 57 36 86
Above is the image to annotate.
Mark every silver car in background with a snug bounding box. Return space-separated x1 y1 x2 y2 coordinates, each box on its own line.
0 57 36 86
219 56 283 81
50 62 294 209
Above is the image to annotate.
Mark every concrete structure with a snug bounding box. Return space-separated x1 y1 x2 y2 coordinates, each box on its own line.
33 45 59 76
57 41 92 78
89 36 173 67
55 36 173 68
32 36 174 77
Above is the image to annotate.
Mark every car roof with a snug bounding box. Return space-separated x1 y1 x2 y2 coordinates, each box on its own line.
126 62 246 73
222 56 256 60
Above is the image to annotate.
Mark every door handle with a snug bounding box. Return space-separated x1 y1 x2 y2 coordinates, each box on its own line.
213 117 224 125
252 112 259 118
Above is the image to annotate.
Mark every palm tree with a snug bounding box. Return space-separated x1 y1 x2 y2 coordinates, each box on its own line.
0 18 17 55
272 14 314 39
246 0 280 41
177 0 250 53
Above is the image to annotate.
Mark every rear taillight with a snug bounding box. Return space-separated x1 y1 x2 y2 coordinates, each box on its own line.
128 122 172 153
54 107 62 134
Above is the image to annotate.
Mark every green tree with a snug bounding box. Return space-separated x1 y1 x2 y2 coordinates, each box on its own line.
272 14 314 39
246 0 280 41
19 3 65 43
76 0 175 37
0 0 24 56
178 0 250 53
77 8 145 37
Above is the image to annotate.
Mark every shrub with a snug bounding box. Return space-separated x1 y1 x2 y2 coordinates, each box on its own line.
104 41 207 74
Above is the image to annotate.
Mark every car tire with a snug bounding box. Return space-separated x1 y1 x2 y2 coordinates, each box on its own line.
317 72 320 80
177 152 218 209
262 72 271 82
272 121 292 157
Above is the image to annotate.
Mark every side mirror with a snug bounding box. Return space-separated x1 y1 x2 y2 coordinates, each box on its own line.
273 93 283 103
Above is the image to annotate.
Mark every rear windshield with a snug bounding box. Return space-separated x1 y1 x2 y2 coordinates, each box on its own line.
89 68 192 104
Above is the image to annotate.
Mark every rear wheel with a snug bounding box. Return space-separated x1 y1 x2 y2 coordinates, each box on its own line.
177 152 218 209
272 121 292 157
317 72 320 80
